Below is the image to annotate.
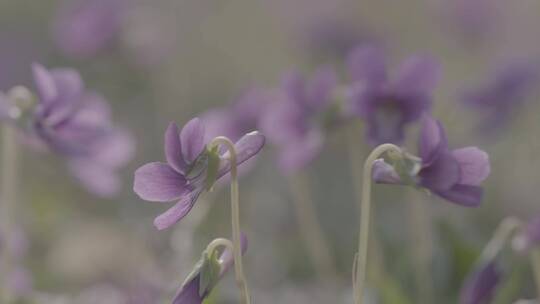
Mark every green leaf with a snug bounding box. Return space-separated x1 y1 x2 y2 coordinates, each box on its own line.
199 249 222 297
379 276 414 304
204 145 221 191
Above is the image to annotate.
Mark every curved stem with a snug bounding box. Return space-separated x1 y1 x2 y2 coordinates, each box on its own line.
206 238 234 258
209 137 250 304
289 172 337 281
354 143 402 304
0 126 18 304
479 217 522 264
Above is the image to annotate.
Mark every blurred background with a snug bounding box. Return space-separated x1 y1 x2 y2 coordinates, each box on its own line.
1 0 540 303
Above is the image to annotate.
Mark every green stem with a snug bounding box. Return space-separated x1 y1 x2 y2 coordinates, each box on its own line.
289 172 337 281
354 143 402 304
209 137 250 304
480 217 522 264
409 193 433 304
0 126 18 303
206 238 234 259
530 249 540 298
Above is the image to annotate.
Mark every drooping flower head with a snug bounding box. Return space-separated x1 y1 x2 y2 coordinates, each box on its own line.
459 261 501 304
133 118 265 230
260 66 337 173
512 216 540 253
373 115 490 206
53 0 124 58
173 235 247 304
30 63 134 197
461 61 539 133
346 45 440 145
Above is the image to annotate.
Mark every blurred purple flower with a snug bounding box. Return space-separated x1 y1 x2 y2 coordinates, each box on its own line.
462 62 539 133
133 118 265 230
260 67 337 174
438 0 501 44
202 88 269 142
346 45 440 145
513 216 540 253
120 6 178 67
173 235 247 304
7 267 33 298
459 261 501 304
298 18 375 60
53 0 124 58
31 63 134 197
373 115 490 206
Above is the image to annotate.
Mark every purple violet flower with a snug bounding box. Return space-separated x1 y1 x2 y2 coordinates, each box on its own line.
31 63 134 197
461 62 539 133
459 261 501 304
512 216 540 253
346 45 440 145
260 66 337 174
173 235 247 304
133 118 265 230
53 0 124 58
373 115 490 206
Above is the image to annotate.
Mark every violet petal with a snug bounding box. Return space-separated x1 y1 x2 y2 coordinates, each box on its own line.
180 118 206 164
420 150 460 191
134 162 187 202
153 190 202 230
419 115 448 164
165 122 188 173
435 184 483 207
346 45 387 85
393 55 441 95
452 147 490 186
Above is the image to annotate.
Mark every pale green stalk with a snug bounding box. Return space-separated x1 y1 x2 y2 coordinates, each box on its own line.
353 143 401 304
209 137 250 304
0 126 18 304
289 172 337 281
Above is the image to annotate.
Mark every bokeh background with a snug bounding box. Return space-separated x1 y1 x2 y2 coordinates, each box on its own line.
1 0 540 303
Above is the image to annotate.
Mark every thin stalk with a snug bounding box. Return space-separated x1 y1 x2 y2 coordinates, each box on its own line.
206 238 234 259
354 143 401 304
479 217 522 264
0 126 18 304
209 137 250 304
530 249 540 298
408 193 433 304
288 172 337 281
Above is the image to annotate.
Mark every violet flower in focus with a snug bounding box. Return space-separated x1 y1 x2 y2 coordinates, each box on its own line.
173 235 247 304
133 118 265 230
53 0 124 58
459 261 501 304
513 216 540 253
30 63 134 197
462 62 539 133
260 67 337 174
373 115 490 206
346 45 440 145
